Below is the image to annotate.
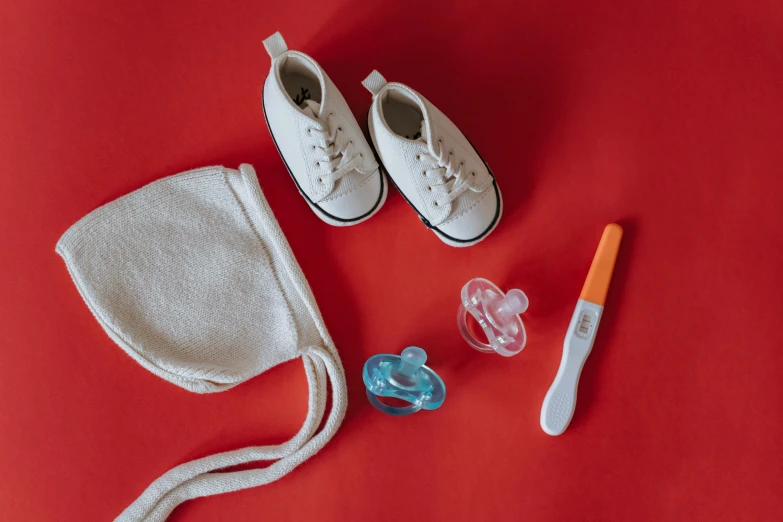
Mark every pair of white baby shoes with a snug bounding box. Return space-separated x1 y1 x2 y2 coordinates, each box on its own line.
262 32 502 247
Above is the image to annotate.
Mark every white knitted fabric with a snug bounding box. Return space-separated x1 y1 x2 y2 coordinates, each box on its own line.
56 164 347 521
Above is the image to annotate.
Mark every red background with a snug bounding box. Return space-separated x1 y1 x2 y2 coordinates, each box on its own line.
1 1 782 520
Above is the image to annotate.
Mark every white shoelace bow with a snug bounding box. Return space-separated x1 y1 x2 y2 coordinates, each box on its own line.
302 100 377 186
418 135 484 207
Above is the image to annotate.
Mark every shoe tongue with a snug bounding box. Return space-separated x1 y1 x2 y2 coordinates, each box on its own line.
417 119 456 189
299 99 322 120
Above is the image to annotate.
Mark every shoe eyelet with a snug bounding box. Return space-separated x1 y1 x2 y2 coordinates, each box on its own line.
359 153 364 158
315 161 320 167
338 125 343 132
307 128 312 136
422 171 427 177
348 140 353 146
317 177 324 184
433 200 439 207
459 161 465 167
427 186 432 192
415 154 421 161
470 170 477 177
312 145 316 150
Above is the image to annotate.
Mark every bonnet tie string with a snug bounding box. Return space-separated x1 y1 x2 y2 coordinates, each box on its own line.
115 345 345 522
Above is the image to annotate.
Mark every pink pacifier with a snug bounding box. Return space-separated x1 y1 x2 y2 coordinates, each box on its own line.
457 278 529 357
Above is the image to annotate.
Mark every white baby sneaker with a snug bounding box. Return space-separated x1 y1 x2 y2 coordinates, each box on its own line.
262 33 387 225
362 70 502 247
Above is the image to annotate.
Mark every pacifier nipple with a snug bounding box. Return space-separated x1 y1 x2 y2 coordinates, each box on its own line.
390 347 427 388
362 347 446 416
486 289 529 325
458 278 529 357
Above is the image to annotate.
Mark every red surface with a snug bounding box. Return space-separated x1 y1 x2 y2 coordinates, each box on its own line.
1 1 782 520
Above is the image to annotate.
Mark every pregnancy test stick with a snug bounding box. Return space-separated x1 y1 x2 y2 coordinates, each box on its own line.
540 224 623 436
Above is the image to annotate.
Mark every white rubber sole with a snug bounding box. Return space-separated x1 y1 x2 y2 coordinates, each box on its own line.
306 174 388 227
431 184 504 248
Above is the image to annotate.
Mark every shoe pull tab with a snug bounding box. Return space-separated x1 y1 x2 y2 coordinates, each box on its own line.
263 32 288 60
362 70 387 96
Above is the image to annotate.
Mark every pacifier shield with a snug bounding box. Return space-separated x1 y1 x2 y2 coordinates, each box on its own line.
458 278 528 357
363 347 446 416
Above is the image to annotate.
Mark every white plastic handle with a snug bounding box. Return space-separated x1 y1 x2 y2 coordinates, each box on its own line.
540 299 603 436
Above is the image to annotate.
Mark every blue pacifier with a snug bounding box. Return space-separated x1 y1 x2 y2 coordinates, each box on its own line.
362 347 446 416
457 278 529 357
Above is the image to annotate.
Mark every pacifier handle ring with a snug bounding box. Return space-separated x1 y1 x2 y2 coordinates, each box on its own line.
366 389 423 416
457 304 496 354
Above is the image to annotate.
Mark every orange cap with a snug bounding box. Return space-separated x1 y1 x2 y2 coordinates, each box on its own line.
579 224 623 306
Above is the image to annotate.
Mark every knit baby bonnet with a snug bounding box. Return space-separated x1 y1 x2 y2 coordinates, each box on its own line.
56 164 347 521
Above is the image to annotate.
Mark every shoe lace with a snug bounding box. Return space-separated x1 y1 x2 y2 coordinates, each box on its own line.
417 133 483 207
302 100 377 186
